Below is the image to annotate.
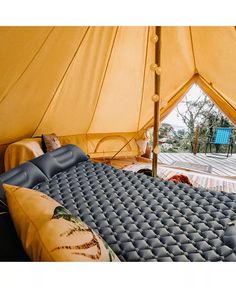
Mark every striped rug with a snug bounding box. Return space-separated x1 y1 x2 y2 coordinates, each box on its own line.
124 163 236 194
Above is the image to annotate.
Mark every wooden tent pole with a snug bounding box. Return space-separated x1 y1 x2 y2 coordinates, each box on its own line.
152 26 162 177
193 125 200 155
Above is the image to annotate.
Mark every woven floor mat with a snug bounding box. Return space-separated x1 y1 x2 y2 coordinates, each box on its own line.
124 163 236 194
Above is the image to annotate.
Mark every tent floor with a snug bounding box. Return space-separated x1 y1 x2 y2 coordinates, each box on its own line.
158 153 236 178
93 153 236 194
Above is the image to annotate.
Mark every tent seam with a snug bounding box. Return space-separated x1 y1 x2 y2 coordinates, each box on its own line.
189 27 197 73
32 26 90 137
86 27 119 134
198 74 236 112
137 26 150 131
0 27 55 105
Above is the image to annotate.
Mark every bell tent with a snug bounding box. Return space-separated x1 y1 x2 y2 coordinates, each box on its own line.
0 26 236 171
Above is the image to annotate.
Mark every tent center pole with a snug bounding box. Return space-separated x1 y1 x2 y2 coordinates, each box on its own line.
152 26 162 177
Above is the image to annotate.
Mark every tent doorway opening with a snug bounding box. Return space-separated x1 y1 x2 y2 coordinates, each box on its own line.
144 83 236 178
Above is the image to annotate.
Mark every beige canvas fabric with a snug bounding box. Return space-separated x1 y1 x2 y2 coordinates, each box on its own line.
0 26 235 158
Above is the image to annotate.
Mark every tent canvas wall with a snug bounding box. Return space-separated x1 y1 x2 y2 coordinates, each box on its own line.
0 26 236 171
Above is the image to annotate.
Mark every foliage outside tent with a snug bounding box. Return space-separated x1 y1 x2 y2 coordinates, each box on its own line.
147 85 236 154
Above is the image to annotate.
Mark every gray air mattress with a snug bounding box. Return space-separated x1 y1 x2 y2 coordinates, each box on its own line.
1 144 236 261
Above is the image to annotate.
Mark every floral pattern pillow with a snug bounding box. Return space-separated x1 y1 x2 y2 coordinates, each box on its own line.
3 184 120 262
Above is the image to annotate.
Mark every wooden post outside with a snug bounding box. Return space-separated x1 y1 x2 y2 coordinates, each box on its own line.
193 125 200 155
152 26 162 177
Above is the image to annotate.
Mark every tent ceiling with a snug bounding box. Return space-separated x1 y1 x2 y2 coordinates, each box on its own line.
192 26 236 106
0 26 235 147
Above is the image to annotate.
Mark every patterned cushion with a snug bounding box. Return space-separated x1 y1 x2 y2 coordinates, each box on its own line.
4 184 119 262
42 133 62 153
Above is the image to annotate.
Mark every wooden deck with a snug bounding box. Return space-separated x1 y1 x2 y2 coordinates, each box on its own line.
158 153 236 177
106 153 236 178
102 153 236 193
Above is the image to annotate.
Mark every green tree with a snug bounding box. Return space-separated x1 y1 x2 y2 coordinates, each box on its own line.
159 123 175 139
147 87 235 153
176 91 234 153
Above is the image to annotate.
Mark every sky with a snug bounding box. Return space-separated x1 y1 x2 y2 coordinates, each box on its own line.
163 84 209 130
